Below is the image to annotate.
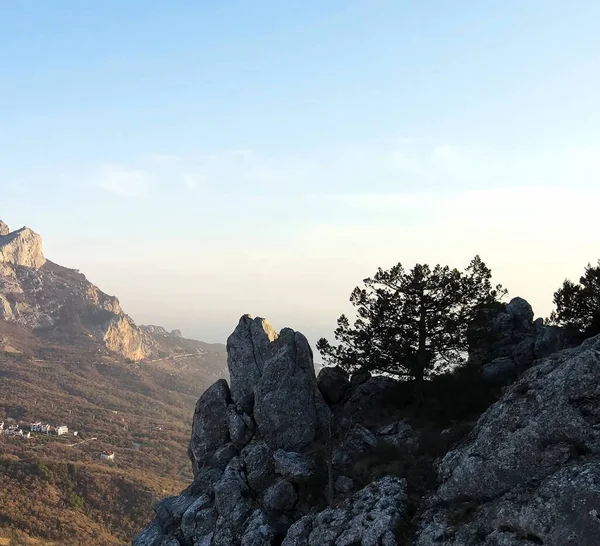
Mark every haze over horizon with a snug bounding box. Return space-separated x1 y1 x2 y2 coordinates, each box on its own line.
2 1 600 345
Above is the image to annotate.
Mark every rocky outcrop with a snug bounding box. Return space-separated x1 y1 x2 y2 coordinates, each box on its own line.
0 224 46 269
227 316 330 451
0 219 154 360
468 297 569 382
141 325 184 338
414 334 600 546
135 317 408 546
317 365 350 404
282 477 407 546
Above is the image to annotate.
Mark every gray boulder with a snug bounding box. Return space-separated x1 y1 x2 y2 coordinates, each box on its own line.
534 324 567 359
481 356 517 383
263 478 298 515
227 315 279 412
415 334 600 545
273 449 315 482
241 510 276 546
188 379 231 474
253 327 330 452
334 475 354 494
282 477 408 546
317 365 350 404
506 296 534 325
227 404 254 450
376 420 417 451
241 440 276 493
332 424 378 470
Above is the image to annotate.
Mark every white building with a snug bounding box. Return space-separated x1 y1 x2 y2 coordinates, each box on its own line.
100 451 115 461
31 422 51 434
55 426 69 436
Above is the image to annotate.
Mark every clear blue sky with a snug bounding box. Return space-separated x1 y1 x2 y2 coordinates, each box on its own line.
2 1 600 344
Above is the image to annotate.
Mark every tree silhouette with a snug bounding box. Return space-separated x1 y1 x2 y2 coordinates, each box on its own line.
317 256 506 384
550 261 600 341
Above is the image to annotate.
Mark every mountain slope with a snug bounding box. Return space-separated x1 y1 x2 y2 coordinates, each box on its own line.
0 218 228 545
0 220 154 361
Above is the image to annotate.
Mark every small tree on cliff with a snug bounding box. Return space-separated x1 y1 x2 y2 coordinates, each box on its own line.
550 261 600 341
317 256 507 382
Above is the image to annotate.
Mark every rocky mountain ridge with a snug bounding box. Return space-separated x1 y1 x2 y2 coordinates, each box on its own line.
0 219 203 361
134 302 600 546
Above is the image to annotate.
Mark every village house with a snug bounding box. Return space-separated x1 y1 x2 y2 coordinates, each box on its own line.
4 425 28 438
55 425 69 436
31 422 51 434
100 451 115 461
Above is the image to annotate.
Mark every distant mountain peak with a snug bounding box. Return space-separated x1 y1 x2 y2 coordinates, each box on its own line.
0 222 46 269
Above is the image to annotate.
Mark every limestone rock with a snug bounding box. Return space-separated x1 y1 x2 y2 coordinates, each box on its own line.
273 449 315 482
226 318 330 452
103 315 150 361
263 478 298 515
241 441 276 493
282 477 408 546
317 365 350 404
241 510 276 546
0 226 46 268
481 356 517 383
468 296 570 378
415 334 600 545
376 420 417 451
227 404 254 450
0 220 9 236
227 315 279 411
506 296 534 325
188 379 231 474
332 424 378 471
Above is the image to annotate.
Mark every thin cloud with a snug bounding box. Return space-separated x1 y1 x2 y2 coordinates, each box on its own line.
94 164 151 198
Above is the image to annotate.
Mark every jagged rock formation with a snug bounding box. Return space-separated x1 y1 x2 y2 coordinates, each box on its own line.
134 316 407 546
282 477 408 546
141 325 184 338
415 333 600 546
0 223 46 269
0 218 154 360
135 301 600 546
468 297 569 382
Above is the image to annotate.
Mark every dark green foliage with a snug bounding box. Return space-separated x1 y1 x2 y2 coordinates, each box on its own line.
317 256 506 380
550 261 600 341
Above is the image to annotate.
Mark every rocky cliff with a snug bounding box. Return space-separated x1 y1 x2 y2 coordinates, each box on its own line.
0 219 154 361
134 308 600 546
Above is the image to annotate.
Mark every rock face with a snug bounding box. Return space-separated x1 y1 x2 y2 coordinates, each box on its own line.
282 477 407 546
135 317 410 546
468 296 569 381
0 224 46 268
0 218 154 360
227 316 330 452
134 307 600 545
415 334 600 546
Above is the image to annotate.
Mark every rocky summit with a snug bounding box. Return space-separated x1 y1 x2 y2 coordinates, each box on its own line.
0 219 153 360
134 307 600 546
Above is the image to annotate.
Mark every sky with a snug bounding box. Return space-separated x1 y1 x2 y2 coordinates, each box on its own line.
2 1 600 346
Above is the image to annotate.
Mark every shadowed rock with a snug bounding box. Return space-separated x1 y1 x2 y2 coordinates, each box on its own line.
415 334 600 545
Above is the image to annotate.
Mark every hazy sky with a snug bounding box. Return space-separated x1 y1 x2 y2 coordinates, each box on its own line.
2 1 600 346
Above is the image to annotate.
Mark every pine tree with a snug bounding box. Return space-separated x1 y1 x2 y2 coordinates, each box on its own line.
317 256 506 382
550 261 600 341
